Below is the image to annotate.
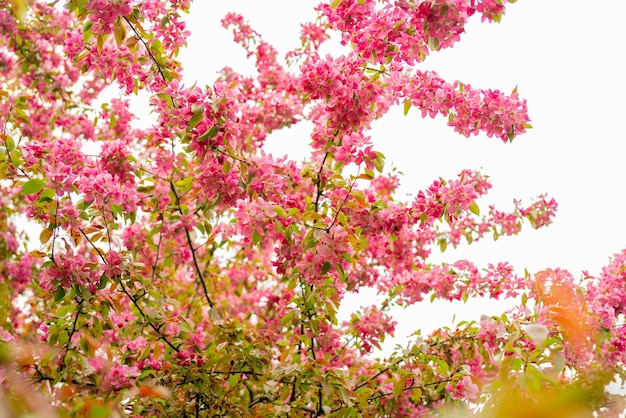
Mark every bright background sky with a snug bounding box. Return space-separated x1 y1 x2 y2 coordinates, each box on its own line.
133 1 626 355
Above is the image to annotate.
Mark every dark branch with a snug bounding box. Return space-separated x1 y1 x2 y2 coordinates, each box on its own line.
169 181 214 309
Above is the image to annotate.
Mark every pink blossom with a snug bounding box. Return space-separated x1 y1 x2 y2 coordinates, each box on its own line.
86 0 132 34
345 306 397 354
445 375 480 401
105 250 124 278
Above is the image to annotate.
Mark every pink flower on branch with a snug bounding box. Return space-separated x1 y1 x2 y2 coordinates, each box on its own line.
445 375 480 401
586 250 626 318
321 0 517 65
104 250 124 278
440 194 558 247
344 305 397 354
86 0 132 34
393 259 524 305
402 71 531 142
3 0 622 416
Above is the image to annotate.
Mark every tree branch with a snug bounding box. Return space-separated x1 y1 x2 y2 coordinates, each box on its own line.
122 16 167 82
169 181 214 309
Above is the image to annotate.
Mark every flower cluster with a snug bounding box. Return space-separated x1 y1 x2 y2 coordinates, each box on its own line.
445 375 480 401
403 72 530 141
321 0 516 66
2 0 623 416
345 306 397 354
86 0 132 34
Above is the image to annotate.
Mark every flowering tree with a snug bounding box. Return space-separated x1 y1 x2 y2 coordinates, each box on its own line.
1 0 625 416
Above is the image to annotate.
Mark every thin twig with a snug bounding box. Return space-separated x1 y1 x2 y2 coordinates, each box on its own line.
326 167 359 232
169 181 214 308
353 358 403 392
122 16 167 82
58 307 82 371
119 280 181 353
314 151 329 213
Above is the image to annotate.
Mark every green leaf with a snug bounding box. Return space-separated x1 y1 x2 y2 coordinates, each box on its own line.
155 92 173 108
373 151 385 173
4 134 14 152
96 33 105 53
197 125 219 142
54 286 66 302
83 21 94 44
403 99 411 116
228 373 239 388
8 0 28 22
321 261 331 275
0 162 7 180
55 304 74 317
150 39 165 62
469 201 480 216
330 0 344 9
39 228 53 245
89 405 111 418
175 176 193 193
113 24 127 50
337 264 346 282
98 274 109 290
599 327 612 343
9 149 22 169
21 178 46 195
393 380 404 400
187 105 205 131
38 188 56 202
437 358 450 374
280 312 294 327
274 206 288 219
110 203 123 217
252 230 262 245
304 237 317 251
427 37 440 51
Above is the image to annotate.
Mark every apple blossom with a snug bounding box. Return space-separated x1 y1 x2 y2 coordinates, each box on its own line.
0 0 623 416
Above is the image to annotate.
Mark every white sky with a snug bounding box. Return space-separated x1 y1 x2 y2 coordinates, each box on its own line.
141 1 626 354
